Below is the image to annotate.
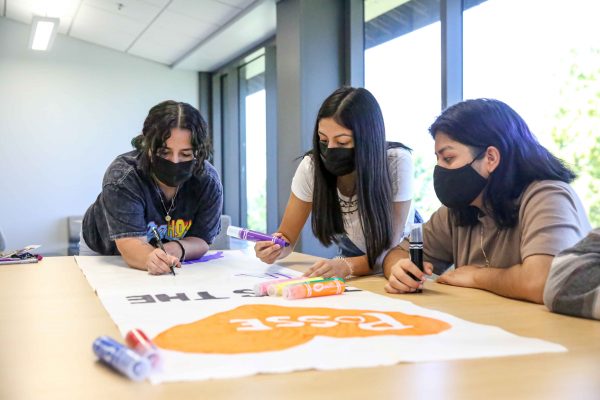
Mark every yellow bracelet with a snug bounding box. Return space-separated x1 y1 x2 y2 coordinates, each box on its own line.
336 256 354 279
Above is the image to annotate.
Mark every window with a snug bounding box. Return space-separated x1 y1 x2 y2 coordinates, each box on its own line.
239 55 267 232
364 0 442 219
464 0 600 225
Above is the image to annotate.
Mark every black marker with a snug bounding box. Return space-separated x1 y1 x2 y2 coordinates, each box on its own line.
409 223 423 293
151 226 176 276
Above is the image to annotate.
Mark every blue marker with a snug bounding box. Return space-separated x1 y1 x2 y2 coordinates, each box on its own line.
92 336 151 381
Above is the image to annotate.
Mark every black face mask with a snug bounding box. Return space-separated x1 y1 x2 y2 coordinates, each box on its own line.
319 142 356 176
433 152 488 208
152 157 196 187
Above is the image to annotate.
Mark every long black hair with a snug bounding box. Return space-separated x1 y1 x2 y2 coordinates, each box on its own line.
311 86 409 268
131 100 211 176
429 98 576 227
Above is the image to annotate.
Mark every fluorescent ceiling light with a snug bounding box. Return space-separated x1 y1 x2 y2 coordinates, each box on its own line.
29 16 60 51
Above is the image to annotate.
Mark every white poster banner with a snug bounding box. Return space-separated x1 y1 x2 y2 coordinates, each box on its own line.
76 251 565 384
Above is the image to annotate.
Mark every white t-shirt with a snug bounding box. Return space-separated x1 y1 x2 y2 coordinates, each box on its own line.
291 147 415 253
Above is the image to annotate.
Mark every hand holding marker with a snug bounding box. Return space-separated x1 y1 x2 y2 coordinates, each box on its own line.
150 226 176 276
227 226 290 247
408 223 424 293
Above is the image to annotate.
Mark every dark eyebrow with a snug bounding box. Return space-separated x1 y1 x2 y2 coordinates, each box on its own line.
435 145 455 156
317 131 352 139
160 146 194 152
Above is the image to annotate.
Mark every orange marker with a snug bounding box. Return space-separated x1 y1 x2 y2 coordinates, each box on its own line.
283 278 345 299
266 276 323 296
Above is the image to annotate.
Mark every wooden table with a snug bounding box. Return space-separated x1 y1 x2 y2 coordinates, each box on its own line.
1 255 599 400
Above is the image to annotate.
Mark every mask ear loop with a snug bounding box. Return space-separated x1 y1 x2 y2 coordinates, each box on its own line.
471 148 491 212
469 148 488 166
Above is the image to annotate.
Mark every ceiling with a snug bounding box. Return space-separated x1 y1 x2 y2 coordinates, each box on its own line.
1 0 276 71
364 0 409 21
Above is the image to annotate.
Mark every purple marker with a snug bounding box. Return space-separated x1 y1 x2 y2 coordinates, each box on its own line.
227 226 290 248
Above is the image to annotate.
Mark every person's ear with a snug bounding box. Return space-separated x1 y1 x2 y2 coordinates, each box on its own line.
485 146 501 174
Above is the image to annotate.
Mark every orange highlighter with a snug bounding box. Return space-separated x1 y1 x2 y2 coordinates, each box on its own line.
283 277 345 300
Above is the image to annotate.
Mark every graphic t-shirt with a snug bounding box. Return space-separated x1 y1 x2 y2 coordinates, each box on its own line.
82 150 223 255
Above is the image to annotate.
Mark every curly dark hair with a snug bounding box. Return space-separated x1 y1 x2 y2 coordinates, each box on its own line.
131 100 212 176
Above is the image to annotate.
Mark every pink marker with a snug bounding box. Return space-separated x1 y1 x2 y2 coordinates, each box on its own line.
253 276 321 296
254 278 296 296
125 329 161 369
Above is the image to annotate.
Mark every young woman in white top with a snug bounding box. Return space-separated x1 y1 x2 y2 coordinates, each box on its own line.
254 86 415 278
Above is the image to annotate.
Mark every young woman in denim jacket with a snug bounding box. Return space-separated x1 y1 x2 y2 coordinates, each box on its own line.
81 101 223 275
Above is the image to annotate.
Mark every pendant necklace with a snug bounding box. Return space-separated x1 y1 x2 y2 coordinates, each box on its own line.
480 224 490 267
155 183 180 222
479 223 500 268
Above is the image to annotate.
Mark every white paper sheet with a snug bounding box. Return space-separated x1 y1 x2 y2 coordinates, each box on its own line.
76 251 566 383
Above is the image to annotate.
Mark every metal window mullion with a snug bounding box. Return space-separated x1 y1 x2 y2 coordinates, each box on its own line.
441 0 464 109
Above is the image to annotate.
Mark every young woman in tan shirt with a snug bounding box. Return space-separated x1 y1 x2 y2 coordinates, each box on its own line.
384 99 591 303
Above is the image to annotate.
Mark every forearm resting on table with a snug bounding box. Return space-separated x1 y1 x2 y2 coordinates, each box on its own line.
382 246 410 278
115 237 155 270
164 236 209 261
474 255 552 304
345 255 371 276
116 237 208 269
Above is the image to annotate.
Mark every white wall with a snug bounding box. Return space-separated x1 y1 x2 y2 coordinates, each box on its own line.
0 18 199 255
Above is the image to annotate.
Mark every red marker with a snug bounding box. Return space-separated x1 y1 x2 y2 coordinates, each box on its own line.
125 329 161 369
